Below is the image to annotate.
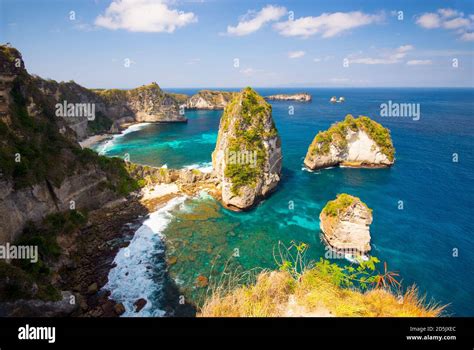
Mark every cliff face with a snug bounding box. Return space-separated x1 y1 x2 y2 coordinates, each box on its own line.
32 77 109 140
12 76 185 142
319 194 372 255
186 90 237 110
265 93 312 102
212 87 282 210
95 83 186 127
0 45 139 244
304 115 395 170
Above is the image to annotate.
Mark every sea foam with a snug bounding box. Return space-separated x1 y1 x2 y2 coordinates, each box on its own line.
104 196 187 317
96 123 151 154
183 162 213 173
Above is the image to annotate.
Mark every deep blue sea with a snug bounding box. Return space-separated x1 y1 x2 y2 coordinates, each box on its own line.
98 88 474 316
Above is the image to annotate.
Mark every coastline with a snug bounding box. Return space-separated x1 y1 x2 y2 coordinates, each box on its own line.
57 180 207 317
79 122 152 151
89 165 218 317
79 134 113 149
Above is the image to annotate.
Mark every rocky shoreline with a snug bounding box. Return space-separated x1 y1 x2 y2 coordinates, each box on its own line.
60 166 219 317
0 160 219 317
58 197 149 317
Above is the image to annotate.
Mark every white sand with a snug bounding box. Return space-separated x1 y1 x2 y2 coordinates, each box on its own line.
141 183 179 200
79 134 112 149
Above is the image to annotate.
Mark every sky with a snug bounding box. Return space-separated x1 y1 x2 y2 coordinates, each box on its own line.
0 0 473 88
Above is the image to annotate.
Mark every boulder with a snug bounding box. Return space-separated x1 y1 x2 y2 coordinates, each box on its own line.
134 298 147 313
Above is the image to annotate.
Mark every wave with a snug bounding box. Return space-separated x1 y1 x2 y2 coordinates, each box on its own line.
103 196 187 317
183 162 213 173
95 123 151 154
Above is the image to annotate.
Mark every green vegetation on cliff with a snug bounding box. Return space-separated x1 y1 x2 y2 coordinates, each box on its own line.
76 148 142 196
0 78 78 189
309 115 395 161
0 210 88 302
0 46 140 195
86 111 113 134
222 87 278 194
94 82 166 103
167 92 189 104
322 193 371 217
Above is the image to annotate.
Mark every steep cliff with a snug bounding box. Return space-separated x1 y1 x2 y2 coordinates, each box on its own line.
9 75 185 142
319 194 373 255
212 87 282 210
95 82 186 127
186 90 237 110
304 115 395 170
0 45 140 244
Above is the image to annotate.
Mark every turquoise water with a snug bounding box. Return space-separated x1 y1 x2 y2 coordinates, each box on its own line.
98 88 474 316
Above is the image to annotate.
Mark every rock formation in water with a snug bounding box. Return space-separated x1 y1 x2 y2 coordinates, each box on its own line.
320 194 373 255
0 45 140 243
212 87 282 211
304 115 395 170
265 93 312 102
186 90 237 110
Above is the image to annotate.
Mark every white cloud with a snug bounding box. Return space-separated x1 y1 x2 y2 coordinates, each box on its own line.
186 58 201 65
460 31 474 41
348 45 414 65
239 67 262 76
313 58 321 62
443 17 471 29
406 59 432 65
274 11 384 38
416 8 474 41
438 8 461 19
416 13 441 29
95 0 197 33
288 50 305 59
226 5 286 36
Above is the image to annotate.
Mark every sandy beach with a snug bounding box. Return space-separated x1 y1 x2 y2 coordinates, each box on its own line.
79 134 112 149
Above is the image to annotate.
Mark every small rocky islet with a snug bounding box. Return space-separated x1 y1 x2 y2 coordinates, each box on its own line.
304 114 395 170
320 194 373 256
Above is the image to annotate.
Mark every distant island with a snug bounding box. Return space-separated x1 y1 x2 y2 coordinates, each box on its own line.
265 93 312 102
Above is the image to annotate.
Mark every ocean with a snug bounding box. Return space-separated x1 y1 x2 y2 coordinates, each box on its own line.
97 88 474 316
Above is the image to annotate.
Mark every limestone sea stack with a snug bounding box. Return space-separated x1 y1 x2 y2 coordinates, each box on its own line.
304 115 395 170
320 194 373 255
186 90 237 110
265 93 311 102
212 87 282 211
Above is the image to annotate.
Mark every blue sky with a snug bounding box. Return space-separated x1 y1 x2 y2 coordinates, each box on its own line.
1 0 473 88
